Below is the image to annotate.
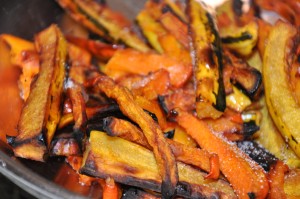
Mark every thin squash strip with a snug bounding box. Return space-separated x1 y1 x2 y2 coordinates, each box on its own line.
174 110 269 199
188 0 226 119
94 75 178 199
103 116 220 179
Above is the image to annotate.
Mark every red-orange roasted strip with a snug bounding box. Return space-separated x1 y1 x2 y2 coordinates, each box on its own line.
174 110 269 199
268 161 289 199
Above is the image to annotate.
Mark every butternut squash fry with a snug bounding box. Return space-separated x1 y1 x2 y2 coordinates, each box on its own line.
94 75 178 198
268 161 289 199
103 116 219 178
81 131 236 198
10 25 67 161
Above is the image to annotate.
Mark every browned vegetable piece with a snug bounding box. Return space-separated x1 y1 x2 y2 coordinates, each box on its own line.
223 50 262 99
50 132 82 156
57 0 150 52
67 35 123 61
67 81 87 132
122 188 160 199
0 67 23 142
188 0 226 119
103 116 219 178
159 11 189 49
94 75 178 198
10 25 67 161
81 131 237 199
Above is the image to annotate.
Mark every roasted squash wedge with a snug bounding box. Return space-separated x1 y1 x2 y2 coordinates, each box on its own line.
10 25 67 161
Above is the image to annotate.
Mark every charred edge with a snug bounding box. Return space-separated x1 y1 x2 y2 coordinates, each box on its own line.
167 109 179 122
102 116 114 136
176 182 191 197
235 69 262 99
143 110 158 123
158 95 169 115
6 136 16 146
76 4 110 38
242 120 260 138
86 124 105 136
80 164 161 192
236 141 277 172
206 12 226 112
291 135 298 144
7 134 46 148
121 187 160 199
87 104 122 122
164 129 175 139
161 4 187 24
221 32 253 43
247 192 256 199
232 0 243 17
161 180 176 199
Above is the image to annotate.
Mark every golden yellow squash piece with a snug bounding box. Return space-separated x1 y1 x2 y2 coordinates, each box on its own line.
11 24 67 161
263 21 300 158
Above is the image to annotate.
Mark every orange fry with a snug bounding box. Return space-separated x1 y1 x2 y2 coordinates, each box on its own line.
268 161 289 199
103 49 192 88
175 110 269 199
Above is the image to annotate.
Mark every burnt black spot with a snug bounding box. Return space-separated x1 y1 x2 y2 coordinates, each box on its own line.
248 192 256 199
243 120 260 138
236 141 277 171
158 95 169 115
291 135 298 144
143 110 158 123
221 32 253 43
6 136 15 146
164 129 175 139
233 0 243 16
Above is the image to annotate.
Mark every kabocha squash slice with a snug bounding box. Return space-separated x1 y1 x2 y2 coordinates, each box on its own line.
263 21 300 158
10 25 67 161
188 0 226 119
81 131 237 199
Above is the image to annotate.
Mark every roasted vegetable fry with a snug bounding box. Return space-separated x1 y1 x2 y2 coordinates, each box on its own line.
57 0 150 52
159 11 189 49
66 81 87 132
174 110 269 199
268 161 289 199
255 98 300 168
103 177 119 199
0 67 23 142
136 9 166 53
10 25 67 161
122 188 160 199
188 0 226 119
66 35 122 61
94 75 178 198
102 116 219 178
81 131 236 198
103 49 192 88
0 34 40 100
263 21 300 158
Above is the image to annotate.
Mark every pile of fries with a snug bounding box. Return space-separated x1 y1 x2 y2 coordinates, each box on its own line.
1 0 300 198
